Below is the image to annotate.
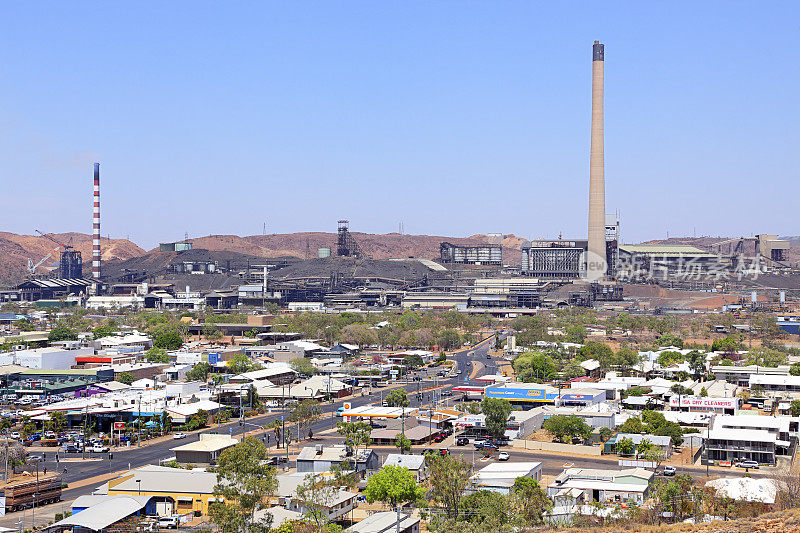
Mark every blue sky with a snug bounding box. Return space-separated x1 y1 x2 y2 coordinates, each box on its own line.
1 2 797 249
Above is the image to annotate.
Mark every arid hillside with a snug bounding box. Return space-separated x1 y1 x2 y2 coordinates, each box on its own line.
149 232 527 264
0 232 146 285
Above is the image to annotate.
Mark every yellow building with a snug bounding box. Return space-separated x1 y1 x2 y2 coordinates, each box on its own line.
107 465 219 516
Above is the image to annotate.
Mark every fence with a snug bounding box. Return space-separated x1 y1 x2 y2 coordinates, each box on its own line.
511 439 602 456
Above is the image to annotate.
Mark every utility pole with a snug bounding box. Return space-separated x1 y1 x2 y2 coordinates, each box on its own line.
137 394 142 447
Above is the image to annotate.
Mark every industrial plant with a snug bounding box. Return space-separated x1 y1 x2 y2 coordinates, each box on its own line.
1 41 797 315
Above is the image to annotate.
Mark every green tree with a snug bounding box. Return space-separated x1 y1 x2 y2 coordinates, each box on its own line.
289 358 316 376
364 465 423 509
209 437 278 533
144 347 171 363
711 336 743 354
565 325 588 343
598 427 613 442
542 415 592 443
657 334 684 349
402 354 424 369
202 323 223 340
187 362 212 382
427 454 471 520
118 372 135 385
459 490 513 529
791 400 800 417
481 398 512 439
228 353 259 374
289 400 322 441
512 351 556 383
616 436 635 456
616 346 641 376
579 342 615 369
385 388 410 408
511 476 552 525
48 326 77 343
13 319 35 332
700 386 708 397
688 350 706 380
791 363 800 377
561 360 585 381
336 420 372 453
153 331 183 350
394 433 411 453
437 329 462 351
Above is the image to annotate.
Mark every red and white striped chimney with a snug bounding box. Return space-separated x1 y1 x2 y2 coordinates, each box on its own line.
92 162 101 280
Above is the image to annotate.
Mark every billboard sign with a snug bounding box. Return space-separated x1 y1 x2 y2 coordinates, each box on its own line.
668 396 738 410
113 422 126 430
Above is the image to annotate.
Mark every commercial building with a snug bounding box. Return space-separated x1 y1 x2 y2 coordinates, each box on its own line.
171 434 238 465
749 374 800 395
617 244 726 279
0 345 94 370
484 382 607 406
712 365 790 387
668 396 740 415
106 465 218 516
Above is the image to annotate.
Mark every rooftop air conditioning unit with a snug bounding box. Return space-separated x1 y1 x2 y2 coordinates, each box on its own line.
315 444 323 455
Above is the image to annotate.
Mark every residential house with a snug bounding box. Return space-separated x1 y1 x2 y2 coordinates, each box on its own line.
604 433 673 458
469 462 542 494
382 454 429 482
347 511 420 533
546 467 654 505
296 445 380 475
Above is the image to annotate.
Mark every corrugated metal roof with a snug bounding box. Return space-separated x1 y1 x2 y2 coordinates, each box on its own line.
619 245 717 257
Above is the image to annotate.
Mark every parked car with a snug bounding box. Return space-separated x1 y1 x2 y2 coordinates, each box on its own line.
90 444 110 453
735 460 759 469
661 466 677 476
158 516 178 529
433 434 444 443
172 433 187 440
62 444 80 453
9 432 20 440
266 456 288 466
498 452 510 461
456 437 469 446
44 431 56 439
438 449 450 456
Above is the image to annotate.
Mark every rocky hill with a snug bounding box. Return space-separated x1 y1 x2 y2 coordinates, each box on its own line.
151 232 527 264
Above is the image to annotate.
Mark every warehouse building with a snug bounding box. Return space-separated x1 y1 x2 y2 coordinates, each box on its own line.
439 242 502 265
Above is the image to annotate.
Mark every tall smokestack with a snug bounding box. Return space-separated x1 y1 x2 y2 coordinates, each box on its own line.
587 40 606 276
92 162 101 281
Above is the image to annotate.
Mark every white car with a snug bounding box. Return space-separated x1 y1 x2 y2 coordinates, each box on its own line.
498 451 510 461
172 432 187 440
158 516 178 529
90 444 110 453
